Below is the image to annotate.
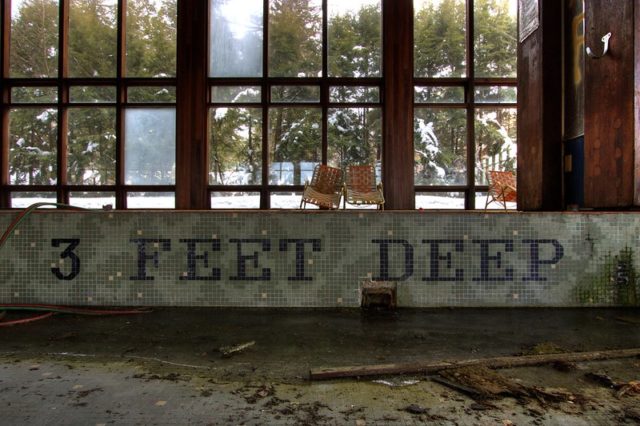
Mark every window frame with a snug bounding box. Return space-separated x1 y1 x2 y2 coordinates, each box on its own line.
0 0 517 210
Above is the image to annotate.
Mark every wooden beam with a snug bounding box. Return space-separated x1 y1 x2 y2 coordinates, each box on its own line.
309 347 640 380
382 0 414 210
176 1 208 209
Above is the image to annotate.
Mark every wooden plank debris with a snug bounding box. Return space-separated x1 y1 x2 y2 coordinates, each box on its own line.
309 348 640 380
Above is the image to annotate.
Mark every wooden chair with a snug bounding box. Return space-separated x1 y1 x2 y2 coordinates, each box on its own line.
300 164 343 209
485 170 517 210
343 164 385 210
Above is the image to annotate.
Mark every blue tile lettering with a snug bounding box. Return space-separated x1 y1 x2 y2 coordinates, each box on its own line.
279 239 321 281
522 239 564 281
422 239 464 281
129 239 171 281
51 238 81 280
179 239 221 281
229 239 271 281
372 239 414 281
472 239 514 281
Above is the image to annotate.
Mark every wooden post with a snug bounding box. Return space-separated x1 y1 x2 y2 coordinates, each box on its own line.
382 0 414 210
176 1 208 209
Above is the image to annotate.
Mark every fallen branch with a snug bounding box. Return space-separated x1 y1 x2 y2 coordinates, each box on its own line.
219 341 255 358
309 348 640 380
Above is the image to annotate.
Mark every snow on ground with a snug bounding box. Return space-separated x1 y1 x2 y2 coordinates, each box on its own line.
10 194 516 210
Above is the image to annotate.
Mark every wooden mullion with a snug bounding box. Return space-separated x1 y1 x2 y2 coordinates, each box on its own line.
115 0 126 208
465 0 476 210
414 78 469 86
261 0 270 209
0 0 10 207
57 0 69 205
320 0 328 165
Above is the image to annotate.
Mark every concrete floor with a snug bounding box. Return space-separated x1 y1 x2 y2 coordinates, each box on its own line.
1 308 639 425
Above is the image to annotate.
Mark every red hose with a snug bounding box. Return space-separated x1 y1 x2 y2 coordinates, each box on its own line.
0 304 152 315
0 305 152 327
0 312 54 327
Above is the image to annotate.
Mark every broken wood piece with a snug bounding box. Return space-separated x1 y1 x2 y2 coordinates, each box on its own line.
219 340 255 358
584 372 619 388
309 347 640 380
615 381 640 398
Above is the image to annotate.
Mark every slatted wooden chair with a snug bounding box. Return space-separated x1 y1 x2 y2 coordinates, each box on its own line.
343 164 385 210
485 170 517 210
300 164 343 209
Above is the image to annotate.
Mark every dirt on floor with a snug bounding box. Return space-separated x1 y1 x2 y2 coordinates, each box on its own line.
0 307 639 425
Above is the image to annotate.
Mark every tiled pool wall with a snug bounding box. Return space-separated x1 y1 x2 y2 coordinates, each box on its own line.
0 210 638 307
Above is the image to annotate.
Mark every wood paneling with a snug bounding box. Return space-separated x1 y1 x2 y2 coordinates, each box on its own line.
635 1 640 204
382 0 414 210
517 0 563 210
584 0 634 207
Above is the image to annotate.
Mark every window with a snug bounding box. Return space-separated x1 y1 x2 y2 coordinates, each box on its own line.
3 0 177 209
1 0 517 210
208 0 382 209
414 0 517 209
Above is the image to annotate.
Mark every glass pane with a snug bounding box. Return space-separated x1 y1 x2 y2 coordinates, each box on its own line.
414 86 464 104
11 192 57 208
211 192 260 209
269 108 321 185
271 192 306 209
209 108 262 185
69 192 116 209
475 86 517 103
271 86 320 103
269 0 322 78
9 108 58 185
474 0 517 78
414 108 467 185
126 0 177 77
70 86 117 103
328 108 381 172
127 192 175 208
328 0 381 77
69 0 117 77
68 108 116 185
210 0 263 77
414 0 466 78
11 87 58 103
125 109 176 185
128 86 176 103
475 108 517 184
10 0 59 77
416 192 465 209
330 86 380 103
211 86 261 103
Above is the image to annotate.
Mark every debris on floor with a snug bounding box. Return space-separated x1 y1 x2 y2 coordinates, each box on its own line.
435 365 587 410
585 372 640 397
372 378 420 387
219 340 255 358
520 342 569 356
